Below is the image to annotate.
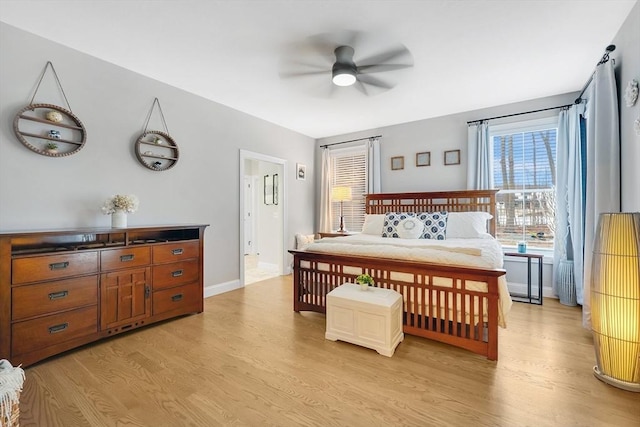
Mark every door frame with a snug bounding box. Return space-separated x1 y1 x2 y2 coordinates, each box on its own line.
239 149 287 287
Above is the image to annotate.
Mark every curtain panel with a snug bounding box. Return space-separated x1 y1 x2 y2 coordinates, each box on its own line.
318 147 332 233
581 60 621 327
466 121 493 189
554 104 584 302
367 137 381 194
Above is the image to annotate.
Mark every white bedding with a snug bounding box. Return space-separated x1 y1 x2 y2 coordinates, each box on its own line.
304 234 512 327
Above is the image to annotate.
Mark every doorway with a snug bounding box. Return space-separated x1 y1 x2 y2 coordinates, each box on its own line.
239 150 287 286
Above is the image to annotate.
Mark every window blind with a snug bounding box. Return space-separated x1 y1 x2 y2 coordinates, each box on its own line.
330 146 367 232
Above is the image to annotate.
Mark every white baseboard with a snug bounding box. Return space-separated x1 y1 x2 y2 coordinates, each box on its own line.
204 279 241 298
258 261 279 271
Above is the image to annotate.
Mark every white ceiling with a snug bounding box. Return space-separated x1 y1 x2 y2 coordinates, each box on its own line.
0 0 636 139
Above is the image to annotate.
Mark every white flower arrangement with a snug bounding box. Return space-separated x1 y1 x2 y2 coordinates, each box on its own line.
101 194 139 214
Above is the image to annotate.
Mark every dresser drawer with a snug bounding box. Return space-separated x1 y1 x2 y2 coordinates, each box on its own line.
152 241 199 264
101 246 150 271
153 282 200 316
12 305 98 356
12 276 98 321
152 260 199 290
12 252 98 284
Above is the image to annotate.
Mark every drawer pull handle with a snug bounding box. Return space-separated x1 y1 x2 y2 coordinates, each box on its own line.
120 254 134 262
172 248 184 255
48 290 69 300
171 270 184 277
49 261 69 270
49 323 68 334
171 294 183 302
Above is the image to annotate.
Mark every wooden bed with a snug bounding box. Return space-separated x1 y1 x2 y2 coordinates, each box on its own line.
289 189 507 360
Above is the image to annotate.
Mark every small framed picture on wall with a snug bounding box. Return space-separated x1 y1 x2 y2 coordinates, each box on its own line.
296 163 306 180
416 152 431 167
391 156 404 170
444 149 461 166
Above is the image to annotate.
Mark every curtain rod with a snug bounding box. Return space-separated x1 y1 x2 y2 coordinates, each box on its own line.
466 104 573 125
320 135 382 148
467 44 615 125
574 44 615 104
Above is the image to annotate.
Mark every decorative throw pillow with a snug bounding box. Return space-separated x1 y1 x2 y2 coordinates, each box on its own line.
396 217 424 239
415 212 448 240
361 214 386 235
295 233 315 249
446 212 493 238
382 212 415 238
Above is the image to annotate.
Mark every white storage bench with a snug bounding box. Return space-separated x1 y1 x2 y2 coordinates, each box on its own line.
325 283 404 357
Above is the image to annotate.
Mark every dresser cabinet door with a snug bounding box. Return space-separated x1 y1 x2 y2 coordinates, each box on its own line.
100 267 151 330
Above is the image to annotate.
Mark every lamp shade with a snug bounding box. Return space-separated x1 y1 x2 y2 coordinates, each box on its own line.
591 212 640 392
331 186 352 202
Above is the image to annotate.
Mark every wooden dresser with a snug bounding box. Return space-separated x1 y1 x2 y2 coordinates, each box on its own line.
0 224 208 367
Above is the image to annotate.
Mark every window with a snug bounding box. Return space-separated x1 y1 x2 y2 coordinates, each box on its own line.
491 117 557 249
330 145 367 232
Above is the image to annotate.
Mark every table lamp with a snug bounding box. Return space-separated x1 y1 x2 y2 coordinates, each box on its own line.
331 186 352 233
591 212 640 392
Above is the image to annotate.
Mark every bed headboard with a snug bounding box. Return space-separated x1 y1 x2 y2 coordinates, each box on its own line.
365 189 499 236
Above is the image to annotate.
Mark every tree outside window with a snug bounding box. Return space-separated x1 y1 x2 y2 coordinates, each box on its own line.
492 121 557 249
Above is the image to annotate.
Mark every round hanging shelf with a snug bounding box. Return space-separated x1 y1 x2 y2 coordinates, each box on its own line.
135 130 179 171
13 103 87 157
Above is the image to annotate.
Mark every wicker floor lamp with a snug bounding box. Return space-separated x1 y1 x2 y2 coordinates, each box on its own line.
591 212 640 392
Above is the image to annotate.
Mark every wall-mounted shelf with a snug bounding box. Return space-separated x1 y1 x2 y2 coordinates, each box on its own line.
13 104 87 157
135 130 179 171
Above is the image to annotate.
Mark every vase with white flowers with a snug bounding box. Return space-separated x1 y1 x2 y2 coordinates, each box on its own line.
102 194 139 228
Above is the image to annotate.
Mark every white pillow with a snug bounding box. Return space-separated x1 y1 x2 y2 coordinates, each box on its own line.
396 217 424 239
361 214 386 235
446 212 493 238
295 233 315 249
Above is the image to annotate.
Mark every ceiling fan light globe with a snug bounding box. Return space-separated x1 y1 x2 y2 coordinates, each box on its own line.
332 70 356 86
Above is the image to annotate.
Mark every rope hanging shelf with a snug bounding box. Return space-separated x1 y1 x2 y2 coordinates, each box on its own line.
134 98 179 171
13 61 87 157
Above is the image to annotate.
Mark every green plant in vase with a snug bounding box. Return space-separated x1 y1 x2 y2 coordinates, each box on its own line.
45 142 58 154
356 273 374 290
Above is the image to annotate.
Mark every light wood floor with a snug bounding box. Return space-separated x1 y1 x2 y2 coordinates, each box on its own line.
17 275 640 426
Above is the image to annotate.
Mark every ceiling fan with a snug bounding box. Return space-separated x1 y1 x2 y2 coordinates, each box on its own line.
279 32 414 96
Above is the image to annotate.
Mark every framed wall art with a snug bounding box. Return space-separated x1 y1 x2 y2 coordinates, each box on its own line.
264 175 273 205
444 149 461 166
391 156 404 170
416 152 431 167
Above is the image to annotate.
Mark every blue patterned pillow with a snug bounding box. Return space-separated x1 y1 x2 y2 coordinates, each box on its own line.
382 212 415 238
415 212 448 240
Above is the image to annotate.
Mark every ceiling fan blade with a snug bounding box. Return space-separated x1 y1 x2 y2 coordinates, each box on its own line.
354 80 369 96
357 63 413 74
357 46 412 69
279 69 329 78
357 74 393 89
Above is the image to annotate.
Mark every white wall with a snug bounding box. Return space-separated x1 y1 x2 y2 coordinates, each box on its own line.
0 23 315 294
612 0 640 212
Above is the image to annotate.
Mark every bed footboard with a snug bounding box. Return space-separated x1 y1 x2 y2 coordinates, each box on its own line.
290 250 505 361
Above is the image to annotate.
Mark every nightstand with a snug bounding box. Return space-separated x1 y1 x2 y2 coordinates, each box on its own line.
504 252 543 305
